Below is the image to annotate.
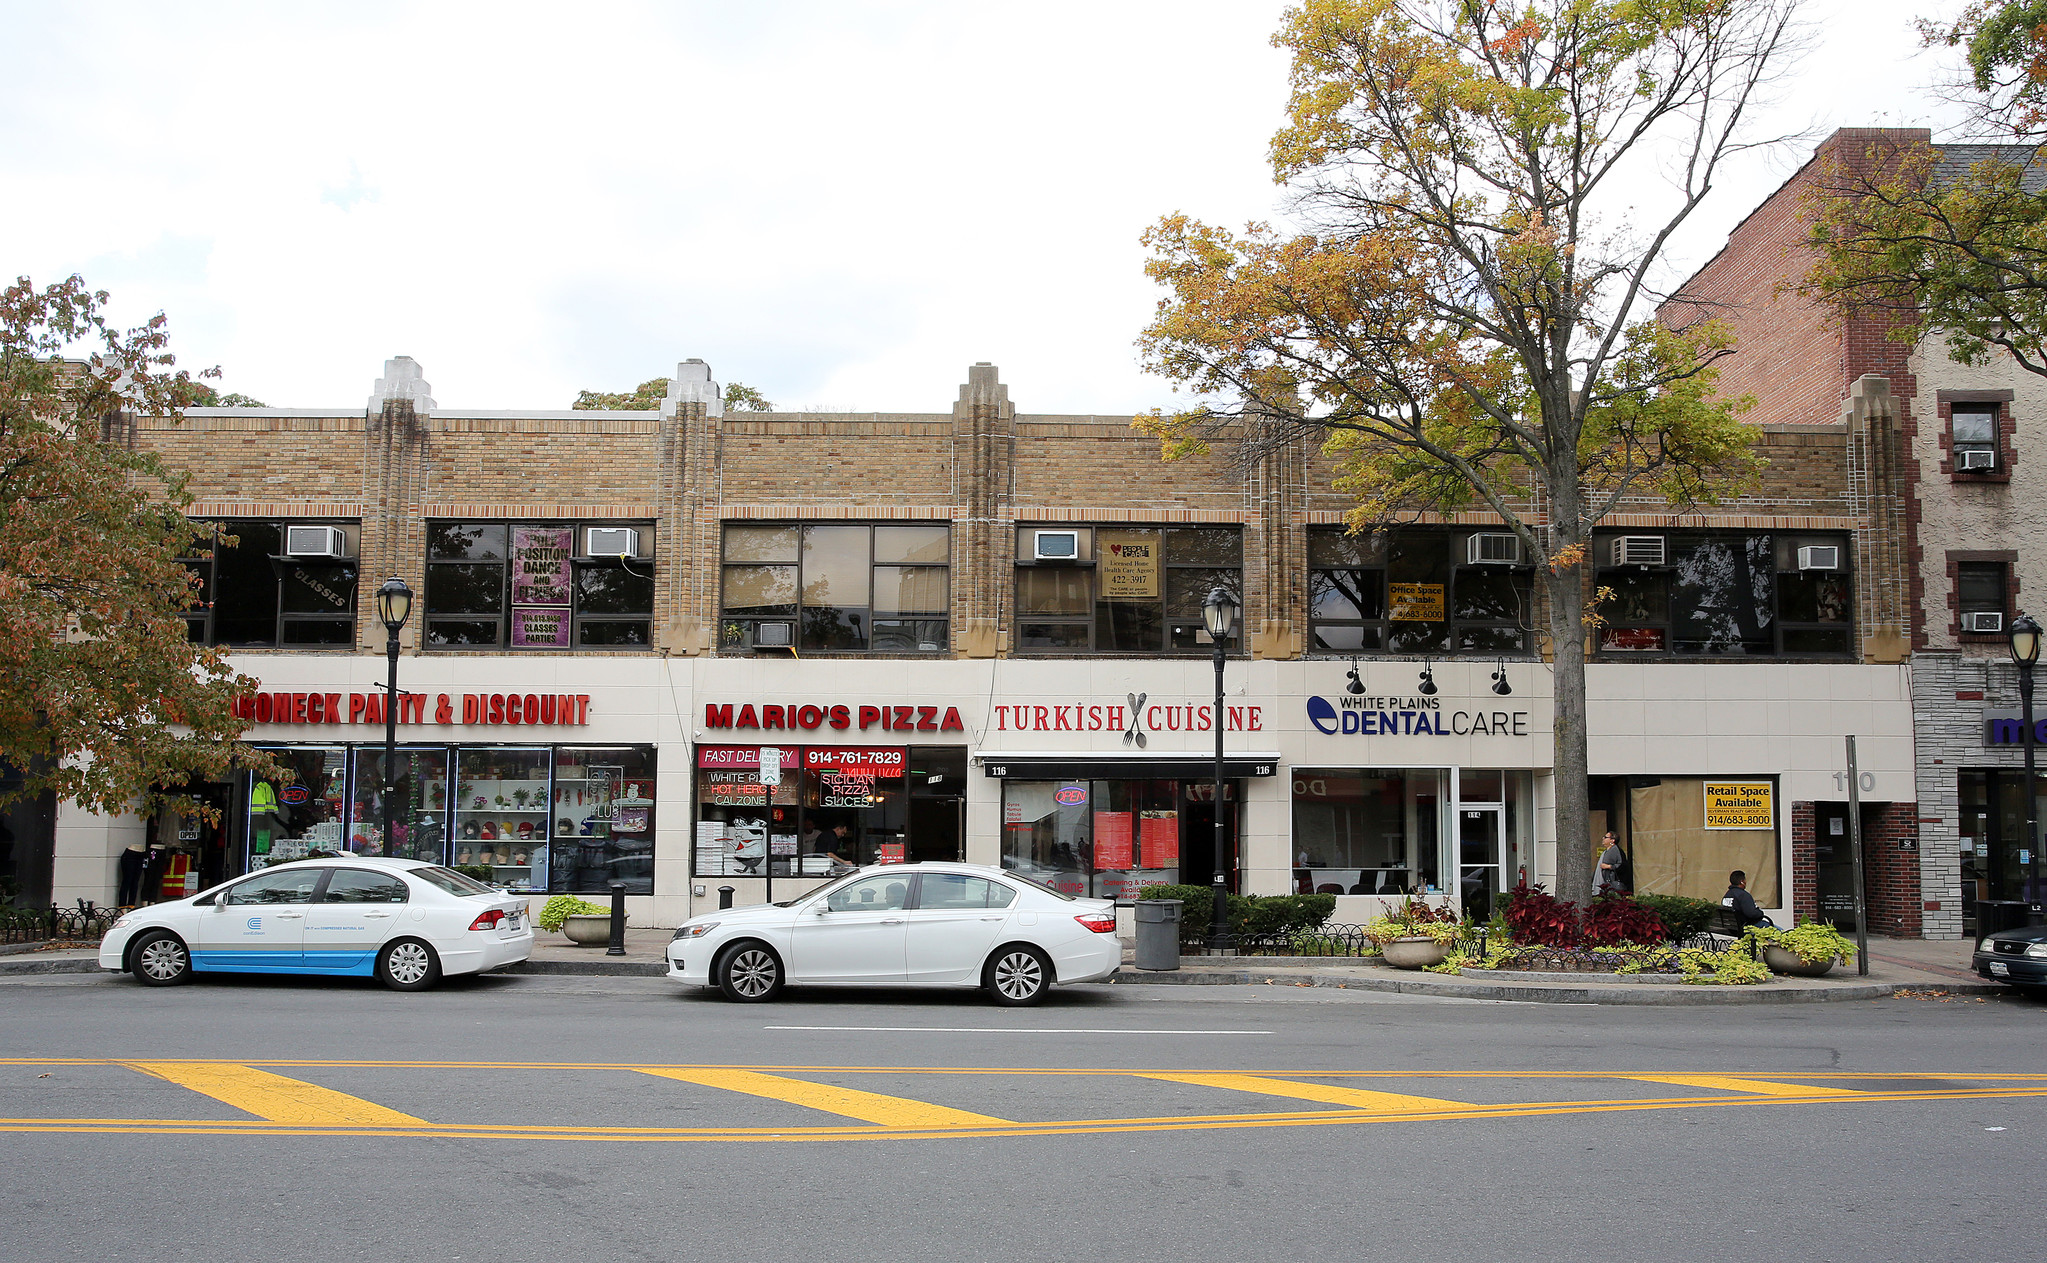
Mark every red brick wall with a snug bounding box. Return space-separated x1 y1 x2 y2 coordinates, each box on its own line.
1863 801 1924 938
1791 801 1818 923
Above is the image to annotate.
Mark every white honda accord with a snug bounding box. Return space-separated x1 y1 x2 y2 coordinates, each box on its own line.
668 862 1121 1005
99 857 534 991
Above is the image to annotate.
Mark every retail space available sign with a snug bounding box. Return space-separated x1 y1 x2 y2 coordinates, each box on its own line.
231 689 591 727
1703 781 1774 830
1305 662 1529 738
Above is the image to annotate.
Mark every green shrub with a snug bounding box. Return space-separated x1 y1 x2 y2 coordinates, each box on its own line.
454 864 497 883
1136 886 1337 946
1635 893 1719 941
537 894 607 933
1746 918 1858 965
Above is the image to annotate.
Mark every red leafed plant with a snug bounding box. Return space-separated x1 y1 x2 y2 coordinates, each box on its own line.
1504 881 1580 947
1580 892 1666 947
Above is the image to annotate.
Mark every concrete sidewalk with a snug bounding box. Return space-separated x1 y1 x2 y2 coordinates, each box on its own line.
4 929 2017 1003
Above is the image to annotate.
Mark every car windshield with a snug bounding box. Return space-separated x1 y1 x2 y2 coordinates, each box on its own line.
1003 872 1077 902
792 870 873 909
411 866 496 896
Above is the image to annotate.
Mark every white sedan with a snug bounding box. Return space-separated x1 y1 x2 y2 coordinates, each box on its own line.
668 861 1122 1005
99 857 534 991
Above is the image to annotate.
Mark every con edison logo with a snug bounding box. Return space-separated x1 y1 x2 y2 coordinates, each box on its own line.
1308 665 1530 738
245 917 262 932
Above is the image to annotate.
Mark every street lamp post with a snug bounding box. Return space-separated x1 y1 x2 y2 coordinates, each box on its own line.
375 577 414 860
2009 612 2042 926
1203 587 1239 954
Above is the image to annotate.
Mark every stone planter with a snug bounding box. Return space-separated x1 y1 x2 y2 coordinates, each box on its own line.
1381 936 1449 970
561 914 611 946
1761 944 1836 977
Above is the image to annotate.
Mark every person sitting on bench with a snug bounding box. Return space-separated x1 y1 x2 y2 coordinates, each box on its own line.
1722 870 1774 929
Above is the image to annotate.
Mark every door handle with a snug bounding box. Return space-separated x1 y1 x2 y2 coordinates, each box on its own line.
980 916 1004 922
880 918 905 925
274 912 305 919
363 911 394 918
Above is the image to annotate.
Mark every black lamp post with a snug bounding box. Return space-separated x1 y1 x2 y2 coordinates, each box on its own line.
375 577 414 860
1203 586 1239 953
2009 611 2042 925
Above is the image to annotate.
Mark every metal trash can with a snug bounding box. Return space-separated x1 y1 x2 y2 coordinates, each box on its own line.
1134 899 1182 971
1975 899 2032 940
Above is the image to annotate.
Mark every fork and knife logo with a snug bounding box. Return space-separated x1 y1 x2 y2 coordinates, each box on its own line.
1123 693 1148 747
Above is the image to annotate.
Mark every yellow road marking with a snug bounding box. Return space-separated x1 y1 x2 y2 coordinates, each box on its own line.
637 1068 1011 1128
1617 1074 1865 1098
1137 1072 1468 1112
122 1062 425 1126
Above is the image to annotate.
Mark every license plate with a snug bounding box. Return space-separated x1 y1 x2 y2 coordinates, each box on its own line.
1990 962 2009 977
506 913 522 930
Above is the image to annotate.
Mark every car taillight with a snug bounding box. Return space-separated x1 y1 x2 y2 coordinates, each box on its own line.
468 910 506 931
1074 913 1117 934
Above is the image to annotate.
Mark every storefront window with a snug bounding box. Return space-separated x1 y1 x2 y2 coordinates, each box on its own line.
348 747 450 863
553 747 656 894
424 521 655 649
245 747 347 866
1624 776 1779 904
1290 770 1443 896
693 745 960 877
1307 529 1531 654
1000 779 1186 899
451 747 551 890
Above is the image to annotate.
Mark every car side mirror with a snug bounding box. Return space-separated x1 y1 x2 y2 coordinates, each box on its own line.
814 904 831 915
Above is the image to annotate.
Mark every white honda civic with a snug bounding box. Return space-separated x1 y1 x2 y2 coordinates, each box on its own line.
668 862 1122 1005
98 857 534 991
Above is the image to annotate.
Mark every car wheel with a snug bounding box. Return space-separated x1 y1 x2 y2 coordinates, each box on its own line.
130 931 191 986
716 942 783 1002
986 945 1052 1006
376 939 442 991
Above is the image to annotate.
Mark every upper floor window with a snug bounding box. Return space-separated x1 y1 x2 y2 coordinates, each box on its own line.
1595 531 1852 656
1955 557 2013 640
1308 528 1531 654
1014 525 1240 654
425 522 654 650
721 523 950 653
1952 403 2000 473
182 520 359 648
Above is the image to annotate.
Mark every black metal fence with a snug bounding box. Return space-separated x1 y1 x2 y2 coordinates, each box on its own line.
0 901 119 947
1190 923 1379 957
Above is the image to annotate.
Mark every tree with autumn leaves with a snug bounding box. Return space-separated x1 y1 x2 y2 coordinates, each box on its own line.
1137 0 1795 904
0 275 276 821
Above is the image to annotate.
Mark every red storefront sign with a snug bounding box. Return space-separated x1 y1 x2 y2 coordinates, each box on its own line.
802 747 906 777
702 703 965 733
231 690 591 727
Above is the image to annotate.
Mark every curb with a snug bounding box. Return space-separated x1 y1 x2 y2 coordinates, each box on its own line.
501 959 667 978
1109 967 1911 1004
0 957 105 976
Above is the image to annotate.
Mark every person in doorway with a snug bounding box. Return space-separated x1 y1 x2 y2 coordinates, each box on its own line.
1597 832 1628 894
1722 870 1774 929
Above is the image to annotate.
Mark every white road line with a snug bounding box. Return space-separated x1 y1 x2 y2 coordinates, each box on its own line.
762 1025 1271 1035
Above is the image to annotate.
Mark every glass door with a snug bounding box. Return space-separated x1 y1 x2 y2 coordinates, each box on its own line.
1458 805 1504 919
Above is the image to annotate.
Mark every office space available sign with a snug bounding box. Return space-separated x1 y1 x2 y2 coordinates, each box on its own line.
1388 583 1444 622
1704 781 1774 829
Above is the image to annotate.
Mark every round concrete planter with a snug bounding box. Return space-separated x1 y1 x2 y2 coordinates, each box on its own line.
1761 944 1836 977
1381 937 1449 970
560 914 611 946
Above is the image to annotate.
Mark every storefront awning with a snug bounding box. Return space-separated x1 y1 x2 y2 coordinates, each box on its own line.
979 752 1283 780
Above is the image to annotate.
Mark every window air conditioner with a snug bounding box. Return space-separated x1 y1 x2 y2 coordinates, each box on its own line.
1466 533 1522 565
1966 611 2005 634
1033 530 1080 561
584 527 640 558
753 621 793 648
283 525 348 560
1795 545 1841 572
1957 449 1998 471
1609 535 1666 567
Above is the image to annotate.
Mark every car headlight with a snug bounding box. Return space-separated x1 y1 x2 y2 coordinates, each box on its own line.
672 922 719 940
2025 942 2047 959
111 913 135 930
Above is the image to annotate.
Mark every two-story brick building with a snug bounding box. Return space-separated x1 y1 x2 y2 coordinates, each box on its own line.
26 349 1919 933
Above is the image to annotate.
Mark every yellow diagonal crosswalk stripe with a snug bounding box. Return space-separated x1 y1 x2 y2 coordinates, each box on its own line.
1137 1072 1468 1112
124 1062 424 1125
637 1068 1011 1128
1619 1074 1864 1097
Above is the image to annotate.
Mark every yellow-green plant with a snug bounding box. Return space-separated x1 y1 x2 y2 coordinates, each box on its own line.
1746 919 1858 966
1674 946 1770 986
537 894 606 933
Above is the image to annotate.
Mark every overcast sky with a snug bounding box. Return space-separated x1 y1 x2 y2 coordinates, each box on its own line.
2 1 1974 415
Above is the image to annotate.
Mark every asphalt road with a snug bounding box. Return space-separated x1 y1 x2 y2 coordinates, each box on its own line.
3 970 2043 1263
